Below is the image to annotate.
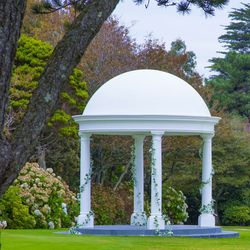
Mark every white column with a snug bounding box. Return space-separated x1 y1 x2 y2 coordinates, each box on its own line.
147 131 165 230
131 135 147 226
77 132 94 228
198 134 215 227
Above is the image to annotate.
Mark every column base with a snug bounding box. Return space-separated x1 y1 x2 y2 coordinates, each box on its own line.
131 212 147 226
77 212 94 228
147 215 165 230
198 213 215 227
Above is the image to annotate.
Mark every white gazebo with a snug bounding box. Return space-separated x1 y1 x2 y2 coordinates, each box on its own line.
73 69 220 230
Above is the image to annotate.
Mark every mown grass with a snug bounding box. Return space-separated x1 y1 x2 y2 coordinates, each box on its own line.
1 227 250 250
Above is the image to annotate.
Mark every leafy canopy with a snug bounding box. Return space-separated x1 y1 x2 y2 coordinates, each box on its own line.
9 34 88 138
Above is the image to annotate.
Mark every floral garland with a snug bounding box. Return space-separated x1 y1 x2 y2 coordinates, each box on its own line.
150 146 161 210
130 144 136 185
150 143 173 236
131 211 147 226
199 167 215 215
153 215 173 237
199 167 215 192
199 200 215 215
130 144 147 226
78 160 93 198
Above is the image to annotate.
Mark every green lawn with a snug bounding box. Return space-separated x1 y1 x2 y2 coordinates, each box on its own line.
1 227 250 250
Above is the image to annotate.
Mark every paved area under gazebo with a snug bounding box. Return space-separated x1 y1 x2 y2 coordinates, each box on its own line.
75 225 239 238
72 69 238 238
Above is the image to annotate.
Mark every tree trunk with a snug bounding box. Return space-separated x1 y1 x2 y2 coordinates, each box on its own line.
0 0 27 137
0 0 120 196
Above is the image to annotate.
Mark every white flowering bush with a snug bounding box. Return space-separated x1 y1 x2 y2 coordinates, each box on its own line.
0 163 79 229
163 187 188 224
0 221 7 229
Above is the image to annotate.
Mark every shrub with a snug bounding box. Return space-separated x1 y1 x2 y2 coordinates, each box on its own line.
92 185 132 225
163 186 188 224
0 163 78 229
0 186 36 229
222 205 250 225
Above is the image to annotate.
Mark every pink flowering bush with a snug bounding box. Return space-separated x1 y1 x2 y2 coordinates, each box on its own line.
0 163 78 229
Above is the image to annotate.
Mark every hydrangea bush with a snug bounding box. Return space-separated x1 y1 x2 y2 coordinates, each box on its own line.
0 163 78 229
163 187 188 224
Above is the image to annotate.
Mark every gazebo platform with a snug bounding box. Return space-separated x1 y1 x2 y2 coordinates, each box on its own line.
75 225 239 238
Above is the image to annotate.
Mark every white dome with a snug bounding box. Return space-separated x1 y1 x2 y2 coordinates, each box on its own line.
83 69 211 117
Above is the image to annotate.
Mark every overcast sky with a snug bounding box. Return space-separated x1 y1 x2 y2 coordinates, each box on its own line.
113 0 248 78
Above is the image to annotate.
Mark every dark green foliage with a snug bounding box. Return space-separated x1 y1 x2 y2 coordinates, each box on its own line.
219 3 250 53
45 137 80 191
212 115 250 223
222 205 250 225
208 3 250 119
209 52 250 118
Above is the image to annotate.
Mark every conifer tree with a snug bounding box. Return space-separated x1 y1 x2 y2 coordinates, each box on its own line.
208 3 250 119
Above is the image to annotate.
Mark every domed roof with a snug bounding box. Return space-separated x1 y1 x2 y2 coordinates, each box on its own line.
83 69 211 117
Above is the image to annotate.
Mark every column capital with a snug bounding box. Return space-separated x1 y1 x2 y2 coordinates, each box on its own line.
151 131 164 136
78 132 91 138
201 133 214 141
133 135 146 141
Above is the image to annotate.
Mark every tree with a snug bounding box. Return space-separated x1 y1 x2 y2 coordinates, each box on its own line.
80 17 137 95
212 115 250 223
209 52 250 118
0 0 229 195
0 0 120 195
22 0 75 47
219 3 250 53
8 34 88 188
169 39 197 76
208 3 250 119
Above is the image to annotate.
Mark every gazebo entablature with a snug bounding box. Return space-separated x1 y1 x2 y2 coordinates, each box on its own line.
73 69 220 230
74 114 219 229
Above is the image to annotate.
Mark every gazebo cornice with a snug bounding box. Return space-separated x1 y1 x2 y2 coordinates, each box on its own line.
73 114 220 123
73 114 220 136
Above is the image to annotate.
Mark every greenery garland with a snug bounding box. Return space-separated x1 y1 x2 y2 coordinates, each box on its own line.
69 210 94 235
199 167 215 215
199 200 215 215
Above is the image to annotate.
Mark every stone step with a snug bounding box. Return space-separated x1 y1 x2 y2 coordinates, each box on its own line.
75 225 239 238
